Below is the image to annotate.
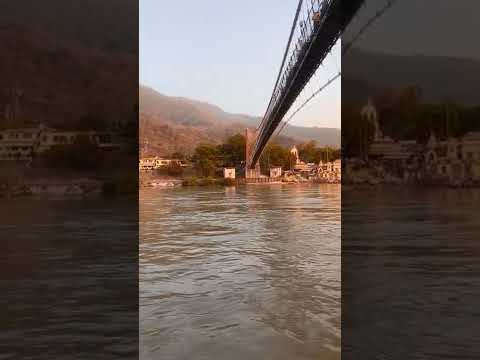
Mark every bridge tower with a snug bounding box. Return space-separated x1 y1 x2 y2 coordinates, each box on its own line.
245 128 261 178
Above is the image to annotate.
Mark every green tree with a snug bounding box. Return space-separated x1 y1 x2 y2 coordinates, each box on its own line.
218 133 246 168
192 143 219 177
260 142 296 173
297 141 320 163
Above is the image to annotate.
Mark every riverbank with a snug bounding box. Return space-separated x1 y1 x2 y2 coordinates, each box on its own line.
0 179 102 198
343 168 480 188
140 175 340 189
0 176 138 198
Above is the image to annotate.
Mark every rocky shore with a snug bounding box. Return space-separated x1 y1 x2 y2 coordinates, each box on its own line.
0 179 103 198
343 161 480 188
141 178 183 188
1 176 139 198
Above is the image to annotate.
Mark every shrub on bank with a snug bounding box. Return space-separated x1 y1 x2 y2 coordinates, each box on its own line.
198 176 217 186
182 176 199 186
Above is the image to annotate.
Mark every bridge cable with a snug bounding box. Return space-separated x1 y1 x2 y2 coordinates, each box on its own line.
277 45 338 138
277 0 398 138
257 0 304 132
259 0 335 141
342 0 398 56
275 71 341 138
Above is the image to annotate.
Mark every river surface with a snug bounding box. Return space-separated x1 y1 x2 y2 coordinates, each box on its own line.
342 186 480 359
140 184 341 360
0 197 138 359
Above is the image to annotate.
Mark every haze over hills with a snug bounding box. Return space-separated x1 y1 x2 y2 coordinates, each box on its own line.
0 0 137 54
343 48 480 105
0 1 137 129
139 85 341 156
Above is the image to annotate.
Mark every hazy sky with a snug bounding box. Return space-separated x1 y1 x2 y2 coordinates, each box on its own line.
140 0 341 129
347 0 480 59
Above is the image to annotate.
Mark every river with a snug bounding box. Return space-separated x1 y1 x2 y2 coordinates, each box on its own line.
140 184 341 360
0 197 138 359
342 186 480 359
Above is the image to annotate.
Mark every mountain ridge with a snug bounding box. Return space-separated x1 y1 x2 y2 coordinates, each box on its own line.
343 47 480 105
139 85 341 156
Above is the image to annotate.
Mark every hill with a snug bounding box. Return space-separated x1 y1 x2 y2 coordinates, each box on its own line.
343 48 480 105
139 85 340 156
0 1 137 129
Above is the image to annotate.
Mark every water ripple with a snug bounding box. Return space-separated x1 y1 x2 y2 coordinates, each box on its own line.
140 184 340 360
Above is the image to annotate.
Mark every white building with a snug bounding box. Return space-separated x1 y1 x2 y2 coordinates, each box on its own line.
462 131 480 161
291 145 300 164
0 125 119 161
270 167 282 178
359 99 480 183
223 168 236 179
0 127 41 160
139 156 188 172
361 100 418 161
318 159 341 181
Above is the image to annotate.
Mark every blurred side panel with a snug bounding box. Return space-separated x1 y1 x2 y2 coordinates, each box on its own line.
0 1 139 359
342 1 480 359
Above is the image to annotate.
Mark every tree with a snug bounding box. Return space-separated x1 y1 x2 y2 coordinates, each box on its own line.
192 143 219 177
342 104 375 159
220 134 246 168
260 142 296 172
297 141 320 163
170 151 186 160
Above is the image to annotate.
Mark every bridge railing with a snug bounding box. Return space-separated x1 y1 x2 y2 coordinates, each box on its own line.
250 0 338 167
260 0 333 134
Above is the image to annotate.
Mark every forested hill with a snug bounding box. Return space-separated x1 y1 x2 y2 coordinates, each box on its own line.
139 85 340 156
343 48 480 106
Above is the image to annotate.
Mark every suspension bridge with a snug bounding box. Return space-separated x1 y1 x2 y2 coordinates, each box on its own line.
244 0 394 178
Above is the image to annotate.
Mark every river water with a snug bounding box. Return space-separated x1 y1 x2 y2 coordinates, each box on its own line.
140 184 341 360
0 197 138 359
342 187 480 359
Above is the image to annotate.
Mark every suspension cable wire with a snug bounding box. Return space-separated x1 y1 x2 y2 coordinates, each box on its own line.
260 0 333 136
332 43 340 74
275 71 341 138
257 0 335 137
257 0 304 131
342 0 398 56
254 0 393 165
275 0 398 139
275 43 336 139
